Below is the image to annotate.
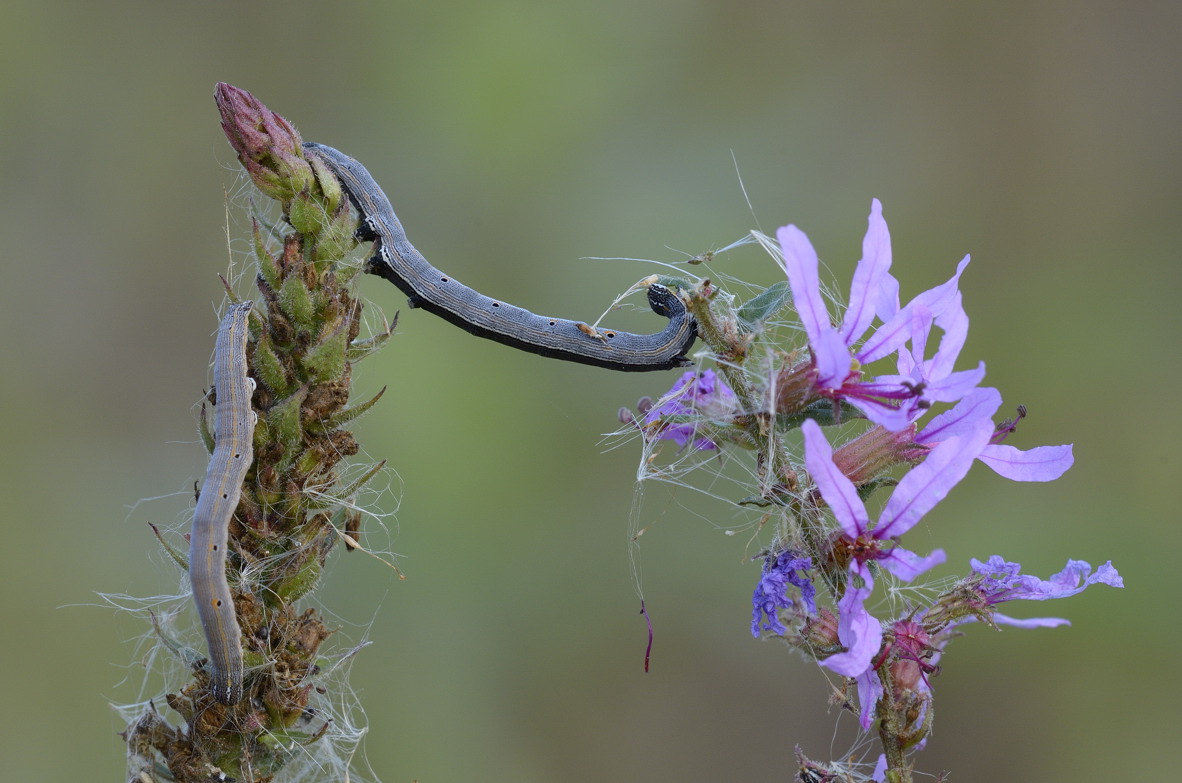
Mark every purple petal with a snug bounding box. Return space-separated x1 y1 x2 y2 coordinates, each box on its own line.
876 272 901 323
971 557 1123 601
644 371 698 419
1034 558 1124 596
814 325 853 390
876 419 993 539
971 554 1021 580
857 299 918 365
918 387 1003 443
925 292 969 381
777 224 831 349
643 370 737 452
894 291 982 409
850 397 916 433
882 546 947 582
977 443 1074 482
802 419 870 537
820 562 882 677
904 254 971 317
993 614 1072 628
920 362 987 405
750 552 815 637
658 423 700 448
693 370 739 417
856 669 885 732
840 199 892 346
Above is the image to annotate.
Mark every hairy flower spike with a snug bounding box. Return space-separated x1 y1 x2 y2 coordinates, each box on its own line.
123 85 391 783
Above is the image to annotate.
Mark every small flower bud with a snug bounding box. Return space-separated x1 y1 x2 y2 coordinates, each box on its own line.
803 607 840 650
215 83 314 202
889 658 923 692
831 423 925 487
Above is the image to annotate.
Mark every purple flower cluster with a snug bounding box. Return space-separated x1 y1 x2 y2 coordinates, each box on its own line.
802 415 990 680
641 200 1120 752
776 199 983 431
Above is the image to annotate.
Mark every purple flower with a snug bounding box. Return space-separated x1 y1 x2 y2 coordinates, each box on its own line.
916 387 1075 482
969 555 1123 627
886 281 985 420
829 387 1074 492
643 370 738 450
852 558 1121 735
871 755 888 782
776 200 982 431
751 551 816 637
802 416 992 684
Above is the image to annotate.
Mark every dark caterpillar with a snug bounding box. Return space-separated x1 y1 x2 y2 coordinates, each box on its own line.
303 141 697 371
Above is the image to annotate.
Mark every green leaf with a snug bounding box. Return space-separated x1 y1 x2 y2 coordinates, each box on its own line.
857 475 898 501
198 401 214 454
347 315 397 363
269 524 332 603
306 460 387 509
148 522 189 570
777 399 862 431
253 220 281 290
311 203 360 266
654 274 695 292
307 387 386 434
737 280 792 330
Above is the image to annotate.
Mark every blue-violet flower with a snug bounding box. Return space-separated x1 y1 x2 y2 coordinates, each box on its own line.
643 370 738 450
968 555 1123 628
751 550 816 637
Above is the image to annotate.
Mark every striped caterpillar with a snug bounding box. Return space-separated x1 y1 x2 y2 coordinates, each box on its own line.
190 300 255 704
302 141 698 371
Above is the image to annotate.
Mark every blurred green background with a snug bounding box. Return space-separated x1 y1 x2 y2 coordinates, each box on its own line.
1 1 1175 780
